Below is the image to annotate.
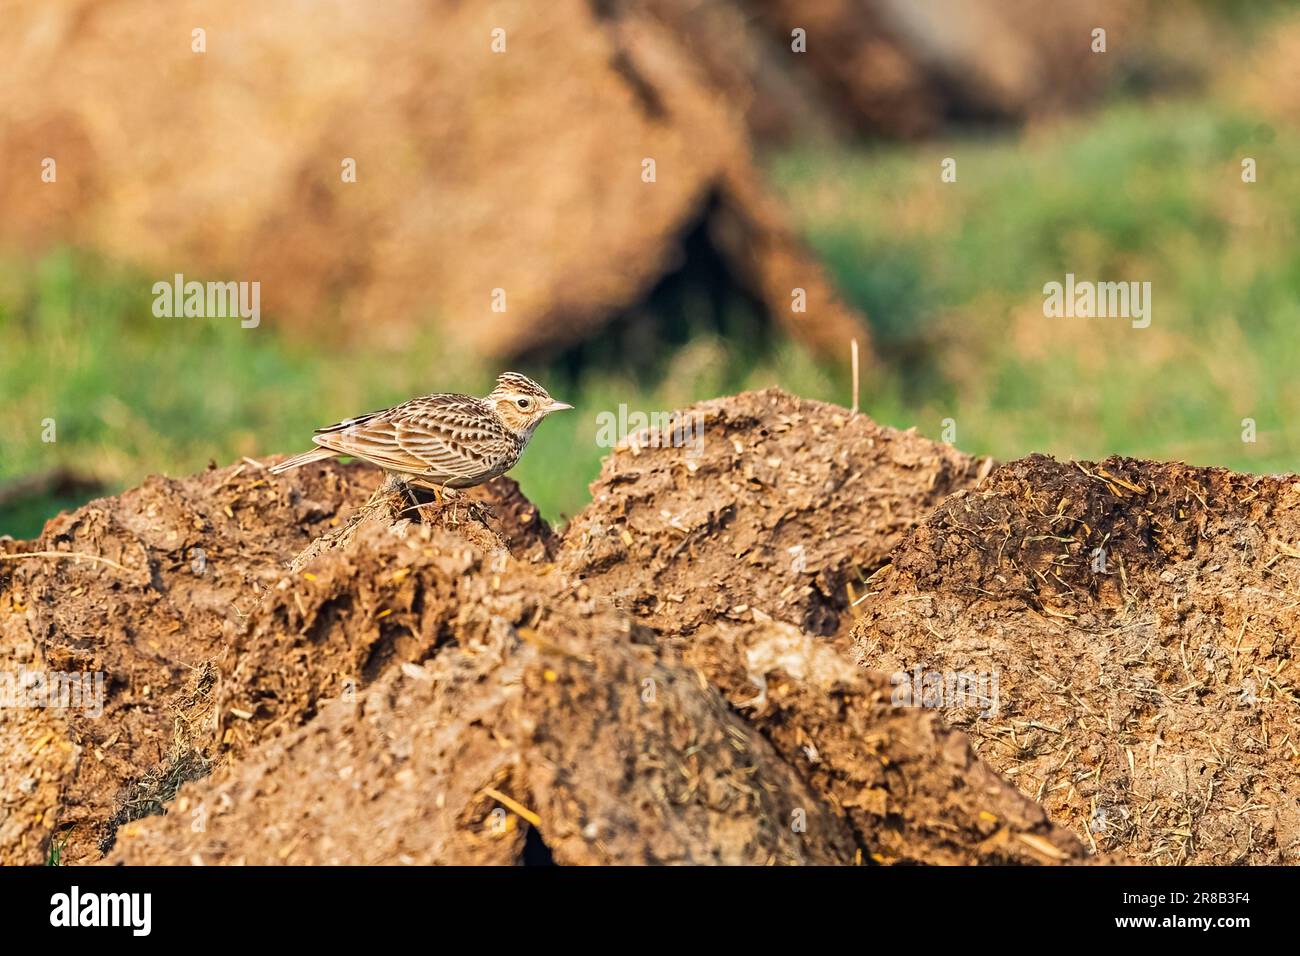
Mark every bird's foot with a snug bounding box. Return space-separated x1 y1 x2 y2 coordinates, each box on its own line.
400 485 460 525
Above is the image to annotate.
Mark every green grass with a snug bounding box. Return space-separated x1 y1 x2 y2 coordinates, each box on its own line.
46 836 66 866
0 253 843 538
3 94 1297 539
769 97 1300 477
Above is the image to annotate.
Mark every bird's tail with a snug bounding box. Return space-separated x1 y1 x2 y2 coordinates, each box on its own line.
269 446 338 474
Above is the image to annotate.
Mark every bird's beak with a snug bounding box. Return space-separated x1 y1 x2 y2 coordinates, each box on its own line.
548 400 573 412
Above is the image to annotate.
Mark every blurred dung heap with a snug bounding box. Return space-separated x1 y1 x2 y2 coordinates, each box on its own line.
0 0 862 362
0 0 1150 363
646 0 1141 142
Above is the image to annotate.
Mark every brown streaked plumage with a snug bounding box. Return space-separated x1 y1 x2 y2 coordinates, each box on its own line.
270 373 571 499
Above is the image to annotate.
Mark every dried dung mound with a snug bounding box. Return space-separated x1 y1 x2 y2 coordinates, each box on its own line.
107 522 1087 866
2 395 1107 868
559 388 991 638
4 405 1097 866
110 528 859 865
0 0 865 362
0 458 550 864
851 454 1300 864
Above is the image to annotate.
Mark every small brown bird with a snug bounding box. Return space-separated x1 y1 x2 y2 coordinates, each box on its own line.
270 373 572 502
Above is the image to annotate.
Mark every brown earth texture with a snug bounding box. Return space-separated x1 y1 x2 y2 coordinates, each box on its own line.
5 389 1291 866
852 455 1300 864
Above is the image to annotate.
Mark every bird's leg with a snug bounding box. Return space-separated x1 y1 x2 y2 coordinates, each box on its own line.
388 477 430 525
442 486 465 524
399 480 451 524
406 481 429 524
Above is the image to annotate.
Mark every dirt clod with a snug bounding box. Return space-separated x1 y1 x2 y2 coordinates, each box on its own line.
559 388 989 639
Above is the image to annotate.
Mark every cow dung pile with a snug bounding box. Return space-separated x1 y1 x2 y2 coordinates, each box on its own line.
2 391 1092 866
7 391 1296 866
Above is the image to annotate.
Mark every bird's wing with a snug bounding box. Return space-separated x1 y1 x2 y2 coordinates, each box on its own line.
312 395 505 480
312 407 389 436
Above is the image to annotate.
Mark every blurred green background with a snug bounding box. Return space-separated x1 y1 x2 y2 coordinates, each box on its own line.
3 4 1298 539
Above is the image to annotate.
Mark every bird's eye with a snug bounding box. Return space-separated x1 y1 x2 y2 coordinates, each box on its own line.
516 398 531 409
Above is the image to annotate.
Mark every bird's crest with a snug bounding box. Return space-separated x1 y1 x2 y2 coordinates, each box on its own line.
488 372 551 401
